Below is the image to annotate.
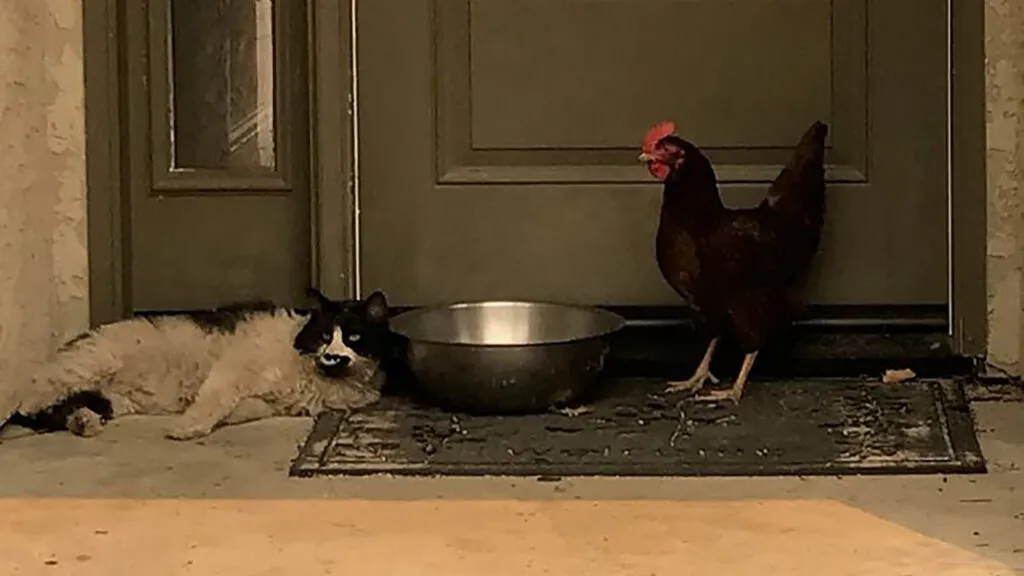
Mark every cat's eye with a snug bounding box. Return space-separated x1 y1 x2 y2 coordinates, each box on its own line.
321 331 333 343
347 334 362 343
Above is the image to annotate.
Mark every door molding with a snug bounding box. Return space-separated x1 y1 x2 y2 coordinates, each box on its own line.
84 0 988 356
308 0 357 301
84 0 126 326
950 0 988 357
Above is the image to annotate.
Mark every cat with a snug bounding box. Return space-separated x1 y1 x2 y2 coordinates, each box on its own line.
1 289 394 441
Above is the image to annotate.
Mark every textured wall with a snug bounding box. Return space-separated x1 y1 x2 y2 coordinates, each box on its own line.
985 0 1024 374
0 0 88 399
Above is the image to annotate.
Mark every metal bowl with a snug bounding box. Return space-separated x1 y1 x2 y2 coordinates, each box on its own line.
389 301 626 415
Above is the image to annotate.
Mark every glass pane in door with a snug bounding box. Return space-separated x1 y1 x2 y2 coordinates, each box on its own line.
168 0 276 170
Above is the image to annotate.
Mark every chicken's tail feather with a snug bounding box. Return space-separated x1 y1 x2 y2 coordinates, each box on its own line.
797 121 828 163
764 121 828 232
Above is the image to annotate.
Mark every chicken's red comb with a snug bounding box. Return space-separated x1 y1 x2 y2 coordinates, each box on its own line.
642 121 677 152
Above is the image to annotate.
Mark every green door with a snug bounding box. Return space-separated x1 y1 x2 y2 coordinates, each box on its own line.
356 0 949 308
122 0 312 310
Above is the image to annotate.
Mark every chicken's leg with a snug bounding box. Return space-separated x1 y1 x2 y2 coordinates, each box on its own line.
665 338 720 394
695 351 758 404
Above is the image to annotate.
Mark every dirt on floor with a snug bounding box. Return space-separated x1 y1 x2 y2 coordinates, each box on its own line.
0 398 1021 573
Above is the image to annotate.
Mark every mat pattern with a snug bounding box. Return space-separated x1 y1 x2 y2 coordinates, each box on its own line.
290 379 986 477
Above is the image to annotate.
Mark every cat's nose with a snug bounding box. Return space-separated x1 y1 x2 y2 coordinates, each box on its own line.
319 353 351 367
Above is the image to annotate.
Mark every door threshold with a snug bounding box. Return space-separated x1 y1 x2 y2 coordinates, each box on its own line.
603 305 972 380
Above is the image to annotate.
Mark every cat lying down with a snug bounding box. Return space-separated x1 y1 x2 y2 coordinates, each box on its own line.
0 289 393 441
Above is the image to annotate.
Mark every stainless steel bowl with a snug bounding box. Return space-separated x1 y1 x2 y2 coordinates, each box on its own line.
389 301 626 414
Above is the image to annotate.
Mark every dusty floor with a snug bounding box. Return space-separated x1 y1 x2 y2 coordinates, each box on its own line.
0 399 1022 574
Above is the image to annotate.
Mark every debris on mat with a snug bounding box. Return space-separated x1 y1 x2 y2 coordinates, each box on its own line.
883 368 917 384
553 405 593 417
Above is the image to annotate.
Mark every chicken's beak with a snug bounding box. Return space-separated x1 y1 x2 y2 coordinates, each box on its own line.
637 152 652 163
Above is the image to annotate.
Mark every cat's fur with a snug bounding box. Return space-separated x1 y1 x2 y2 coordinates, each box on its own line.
0 289 393 441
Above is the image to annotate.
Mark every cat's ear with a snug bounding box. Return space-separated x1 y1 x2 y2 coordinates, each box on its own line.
305 287 333 310
363 291 389 323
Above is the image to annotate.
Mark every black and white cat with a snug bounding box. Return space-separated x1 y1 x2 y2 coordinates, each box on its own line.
1 289 394 441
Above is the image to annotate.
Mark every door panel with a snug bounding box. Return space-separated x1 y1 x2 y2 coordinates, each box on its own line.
124 0 311 310
359 0 948 307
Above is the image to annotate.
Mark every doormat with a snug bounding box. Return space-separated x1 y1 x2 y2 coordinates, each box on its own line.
289 379 986 478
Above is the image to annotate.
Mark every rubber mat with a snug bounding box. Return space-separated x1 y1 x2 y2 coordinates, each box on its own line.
290 378 985 477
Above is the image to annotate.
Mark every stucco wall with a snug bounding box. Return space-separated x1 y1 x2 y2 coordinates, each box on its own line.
0 0 88 400
985 0 1024 374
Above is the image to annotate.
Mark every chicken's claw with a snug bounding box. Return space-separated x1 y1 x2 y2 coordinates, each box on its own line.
664 372 719 395
665 338 720 395
690 351 758 405
692 386 742 405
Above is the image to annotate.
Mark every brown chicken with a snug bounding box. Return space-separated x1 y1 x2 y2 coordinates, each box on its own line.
638 120 828 403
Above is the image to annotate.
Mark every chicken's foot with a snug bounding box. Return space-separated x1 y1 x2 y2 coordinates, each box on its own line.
665 338 720 394
695 351 759 404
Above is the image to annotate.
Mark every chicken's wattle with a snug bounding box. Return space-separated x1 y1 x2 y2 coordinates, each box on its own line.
648 162 671 181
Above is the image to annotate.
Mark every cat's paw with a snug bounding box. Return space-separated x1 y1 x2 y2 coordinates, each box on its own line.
68 409 105 437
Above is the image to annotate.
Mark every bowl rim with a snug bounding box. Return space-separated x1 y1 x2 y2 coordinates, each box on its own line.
388 299 627 347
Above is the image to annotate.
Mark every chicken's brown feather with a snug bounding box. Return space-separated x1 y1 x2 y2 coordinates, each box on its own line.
649 121 828 354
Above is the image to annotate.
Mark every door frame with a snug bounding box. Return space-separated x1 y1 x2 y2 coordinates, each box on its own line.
83 0 988 357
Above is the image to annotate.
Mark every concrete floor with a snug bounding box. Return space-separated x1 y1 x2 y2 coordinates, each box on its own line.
0 399 1022 574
